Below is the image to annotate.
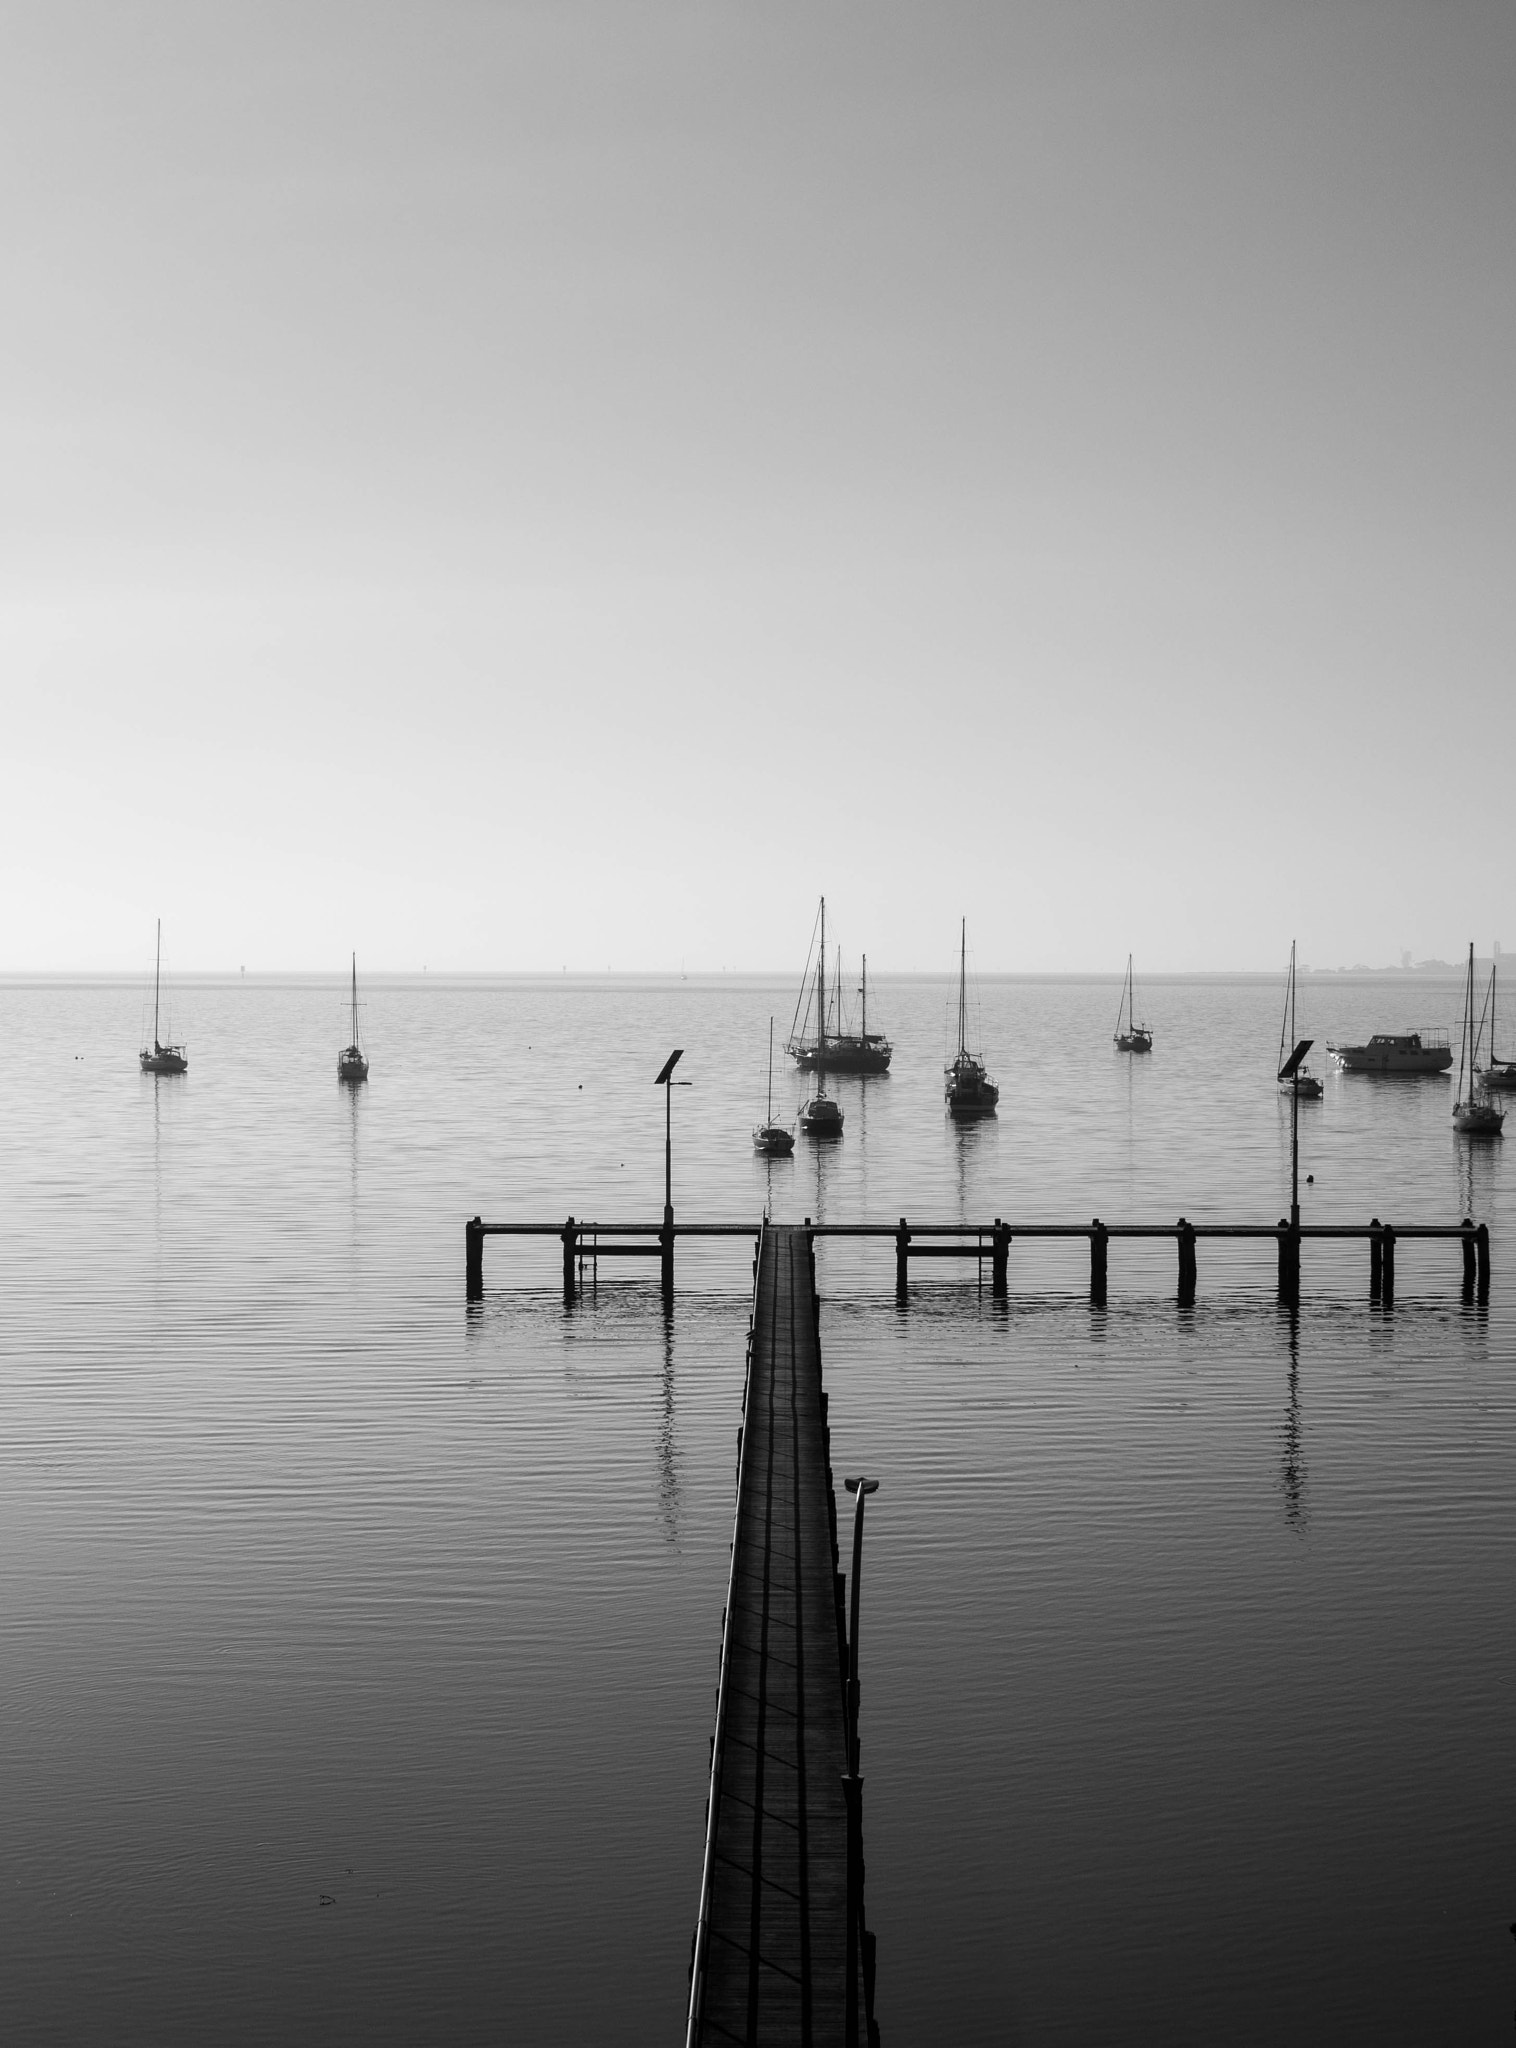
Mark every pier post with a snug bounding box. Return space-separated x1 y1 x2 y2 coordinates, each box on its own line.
1476 1222 1491 1304
1277 1218 1300 1305
1369 1219 1382 1302
466 1216 483 1301
1177 1219 1197 1307
660 1220 674 1305
991 1220 1009 1298
1381 1225 1395 1308
1090 1221 1108 1307
562 1216 577 1301
1462 1219 1476 1303
895 1218 909 1300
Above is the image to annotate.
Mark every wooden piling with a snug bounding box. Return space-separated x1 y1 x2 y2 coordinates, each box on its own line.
1381 1225 1395 1307
991 1220 1009 1298
466 1216 483 1300
1090 1221 1108 1306
895 1218 909 1298
1476 1223 1491 1304
1462 1220 1477 1302
562 1215 577 1300
660 1222 674 1304
1369 1219 1383 1302
1277 1218 1300 1305
1177 1219 1197 1306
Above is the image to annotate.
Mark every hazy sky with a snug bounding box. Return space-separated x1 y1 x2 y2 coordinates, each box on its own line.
3 1 1512 973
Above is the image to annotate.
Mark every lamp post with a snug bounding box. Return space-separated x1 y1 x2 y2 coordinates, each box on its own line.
654 1050 690 1300
842 1474 879 2048
1278 1036 1313 1302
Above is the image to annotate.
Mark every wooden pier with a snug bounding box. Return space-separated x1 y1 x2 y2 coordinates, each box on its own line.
464 1214 1490 1308
685 1222 878 2047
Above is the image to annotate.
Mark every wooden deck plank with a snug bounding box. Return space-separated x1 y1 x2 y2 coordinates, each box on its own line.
695 1226 860 2045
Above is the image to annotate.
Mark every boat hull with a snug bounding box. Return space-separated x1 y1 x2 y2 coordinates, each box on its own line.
753 1125 795 1156
338 1047 369 1082
1114 1031 1152 1054
1453 1100 1505 1135
799 1100 843 1137
1279 1074 1324 1100
140 1048 187 1075
790 1038 892 1075
1478 1062 1516 1092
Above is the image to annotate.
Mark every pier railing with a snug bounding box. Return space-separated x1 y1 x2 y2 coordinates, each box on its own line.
683 1218 766 2048
465 1214 1490 1308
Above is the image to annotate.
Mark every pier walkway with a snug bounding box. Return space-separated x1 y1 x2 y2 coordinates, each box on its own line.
686 1223 876 2047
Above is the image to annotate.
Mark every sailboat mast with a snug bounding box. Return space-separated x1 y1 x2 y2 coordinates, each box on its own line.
861 955 867 1040
818 898 826 1062
154 918 162 1047
767 1016 774 1122
958 919 967 1056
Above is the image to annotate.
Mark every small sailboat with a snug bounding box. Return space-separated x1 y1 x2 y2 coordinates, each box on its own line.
1453 943 1504 1135
753 1018 794 1155
1476 960 1516 1091
139 920 188 1074
944 919 998 1115
1113 955 1152 1053
786 897 892 1074
1277 941 1322 1099
338 954 369 1082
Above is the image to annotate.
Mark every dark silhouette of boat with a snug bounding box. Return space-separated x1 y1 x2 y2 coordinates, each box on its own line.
338 954 368 1082
945 919 997 1115
787 897 892 1074
753 1018 794 1155
1476 959 1516 1092
139 920 187 1074
1113 954 1152 1054
1453 943 1503 1135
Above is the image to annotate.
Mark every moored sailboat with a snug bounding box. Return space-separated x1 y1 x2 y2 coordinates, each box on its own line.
1113 955 1152 1054
139 920 188 1074
1453 943 1504 1135
753 1017 795 1155
338 954 369 1082
786 897 892 1074
944 919 998 1115
1277 941 1322 1099
1476 960 1516 1091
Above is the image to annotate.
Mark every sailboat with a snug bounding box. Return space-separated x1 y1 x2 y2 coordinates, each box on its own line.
1113 955 1152 1054
944 919 998 1115
1452 943 1503 1135
338 954 369 1082
139 920 188 1074
753 1018 795 1155
1277 942 1322 1099
786 897 892 1074
1476 960 1516 1091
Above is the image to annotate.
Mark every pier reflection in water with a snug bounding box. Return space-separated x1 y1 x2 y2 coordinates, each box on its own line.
0 971 1511 2044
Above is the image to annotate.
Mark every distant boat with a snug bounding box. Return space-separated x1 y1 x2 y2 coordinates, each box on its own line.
1452 943 1504 1136
753 1017 794 1155
1327 1030 1452 1074
1113 955 1152 1054
1476 960 1516 1092
787 897 892 1074
1277 941 1322 1099
338 954 368 1082
944 919 998 1115
139 920 188 1074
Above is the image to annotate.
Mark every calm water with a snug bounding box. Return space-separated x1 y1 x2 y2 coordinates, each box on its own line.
2 972 1511 2043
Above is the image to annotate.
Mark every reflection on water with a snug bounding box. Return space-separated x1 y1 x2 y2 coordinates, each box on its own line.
0 972 1511 2045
